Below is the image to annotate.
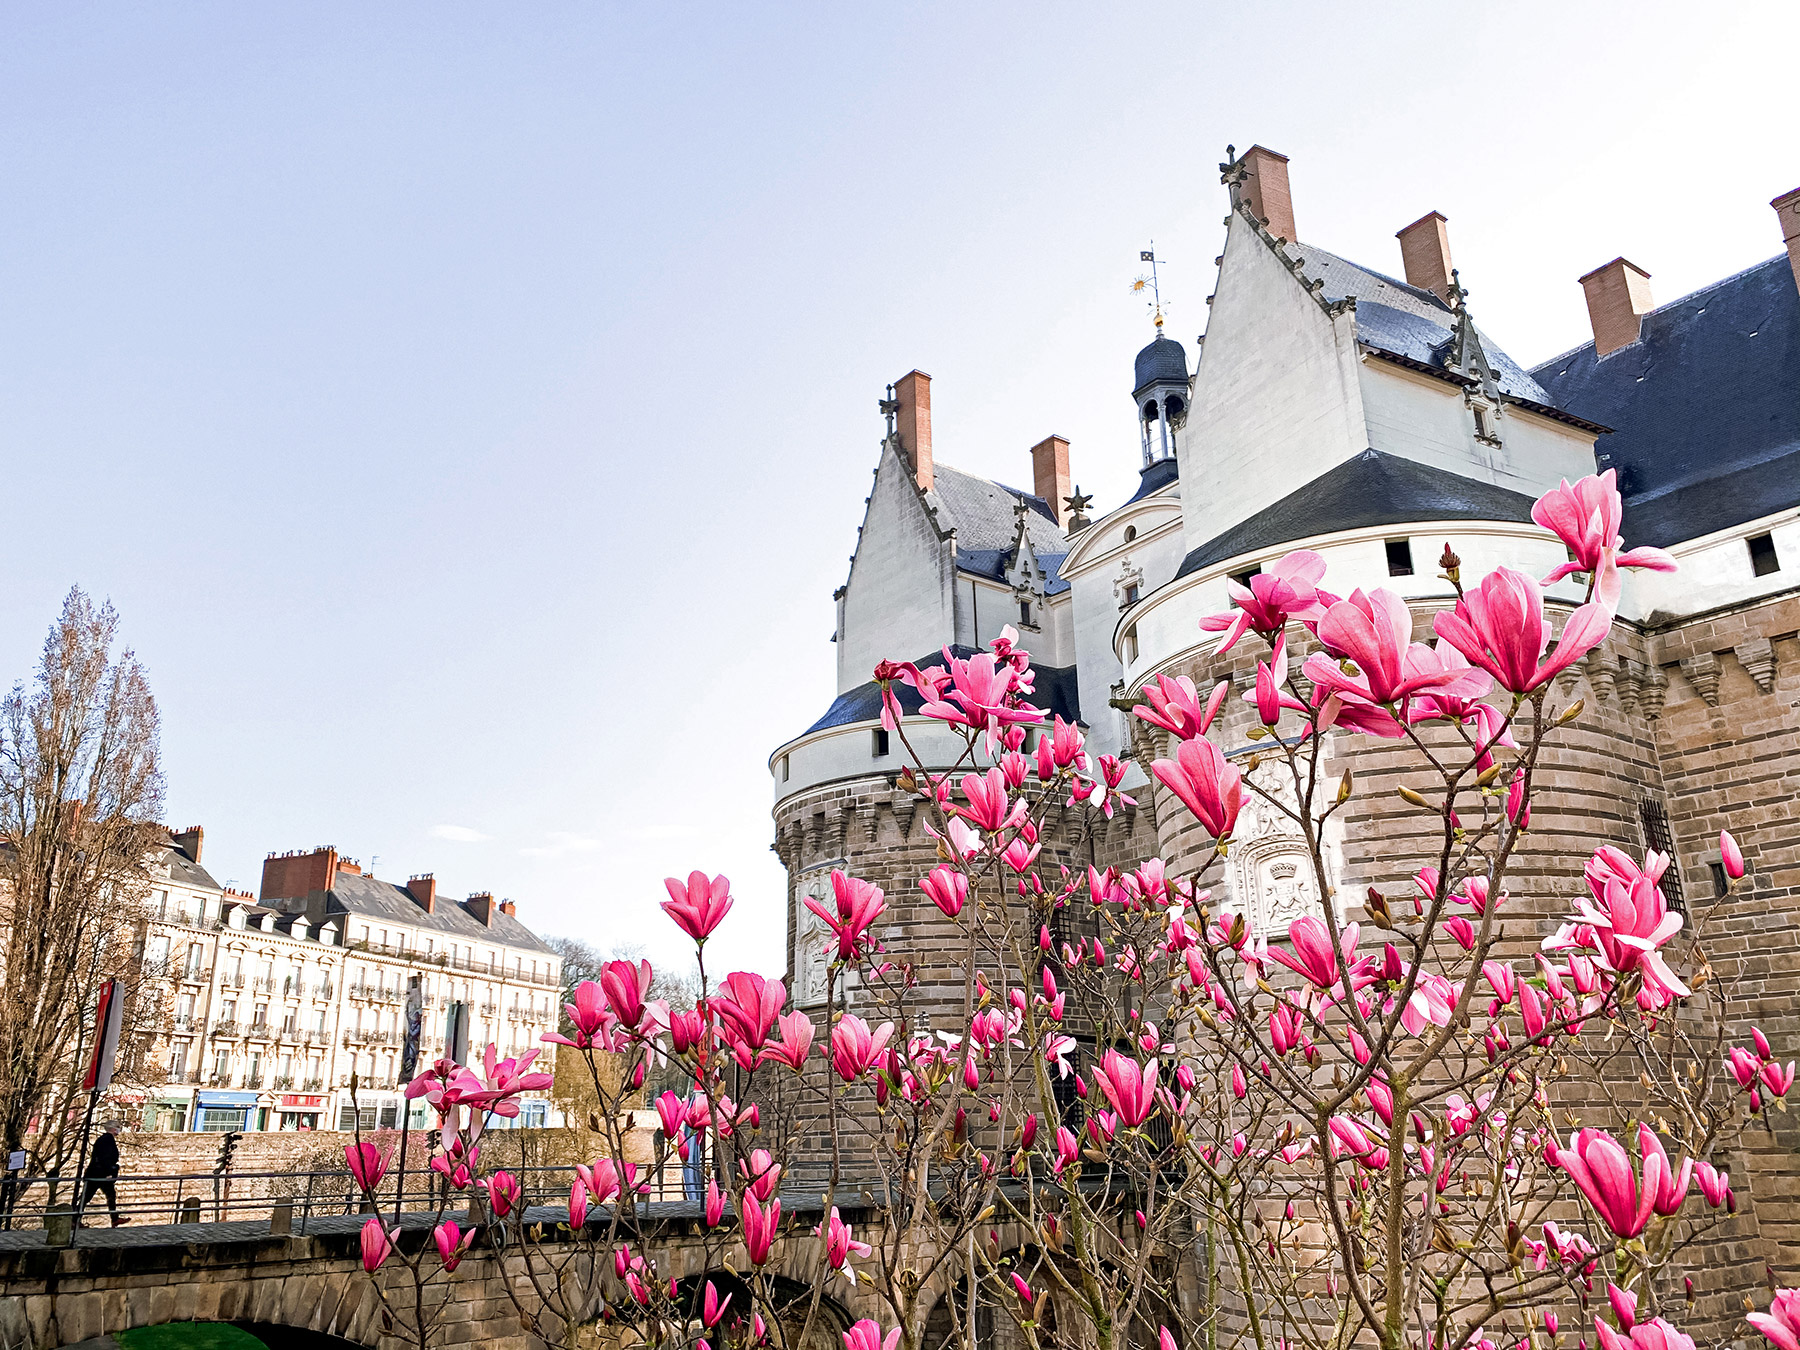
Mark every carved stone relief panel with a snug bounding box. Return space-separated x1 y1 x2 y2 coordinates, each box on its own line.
1223 755 1344 936
793 864 845 1008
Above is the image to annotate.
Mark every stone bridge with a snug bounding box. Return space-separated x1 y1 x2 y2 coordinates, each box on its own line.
0 1198 960 1350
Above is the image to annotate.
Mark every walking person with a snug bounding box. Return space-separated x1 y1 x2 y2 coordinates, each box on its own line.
80 1120 129 1227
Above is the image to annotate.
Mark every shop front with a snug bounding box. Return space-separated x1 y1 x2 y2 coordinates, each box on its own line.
277 1093 327 1131
192 1089 258 1132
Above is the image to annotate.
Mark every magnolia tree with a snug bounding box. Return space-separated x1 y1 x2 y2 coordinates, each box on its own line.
345 470 1798 1350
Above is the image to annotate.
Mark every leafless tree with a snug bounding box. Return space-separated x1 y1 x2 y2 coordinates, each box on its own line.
0 588 164 1171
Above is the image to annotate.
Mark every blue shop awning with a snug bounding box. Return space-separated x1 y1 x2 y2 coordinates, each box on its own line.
195 1091 257 1107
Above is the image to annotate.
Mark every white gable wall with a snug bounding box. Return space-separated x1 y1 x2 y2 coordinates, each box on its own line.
1182 211 1370 553
1357 360 1597 498
838 443 956 692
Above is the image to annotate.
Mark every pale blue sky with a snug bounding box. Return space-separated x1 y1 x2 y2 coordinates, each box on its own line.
2 2 1795 975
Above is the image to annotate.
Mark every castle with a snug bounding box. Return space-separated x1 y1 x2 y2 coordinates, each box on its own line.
767 145 1800 1275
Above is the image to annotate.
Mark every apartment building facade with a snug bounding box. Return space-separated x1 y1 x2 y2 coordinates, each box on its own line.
137 831 562 1133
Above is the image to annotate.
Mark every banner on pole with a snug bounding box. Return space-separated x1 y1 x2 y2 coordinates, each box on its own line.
400 976 425 1081
83 978 124 1092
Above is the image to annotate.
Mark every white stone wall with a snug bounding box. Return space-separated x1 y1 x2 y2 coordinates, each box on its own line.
1357 361 1596 497
837 443 956 692
1180 211 1369 554
1622 506 1800 623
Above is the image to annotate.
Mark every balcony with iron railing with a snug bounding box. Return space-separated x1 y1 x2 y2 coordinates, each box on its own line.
301 1076 325 1091
180 966 211 985
251 976 276 994
272 1075 295 1089
211 1020 240 1039
224 973 246 989
247 1021 271 1040
245 1074 265 1089
207 1073 234 1087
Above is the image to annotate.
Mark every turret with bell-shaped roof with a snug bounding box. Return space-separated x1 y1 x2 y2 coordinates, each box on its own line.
1132 312 1190 469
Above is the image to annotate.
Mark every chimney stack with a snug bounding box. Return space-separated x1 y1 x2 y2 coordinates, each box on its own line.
1030 435 1072 529
894 370 933 492
408 874 438 914
1238 146 1296 244
465 891 497 927
260 846 340 904
173 825 204 864
1395 212 1455 303
1774 187 1800 294
499 900 516 917
1579 258 1655 357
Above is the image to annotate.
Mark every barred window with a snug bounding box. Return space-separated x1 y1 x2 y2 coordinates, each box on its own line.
1637 798 1685 912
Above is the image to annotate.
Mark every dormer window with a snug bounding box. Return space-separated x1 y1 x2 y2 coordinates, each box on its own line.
1123 526 1138 543
1471 401 1501 446
1123 584 1140 606
1749 533 1780 577
1385 539 1414 577
1019 600 1033 627
1229 566 1261 590
871 728 890 758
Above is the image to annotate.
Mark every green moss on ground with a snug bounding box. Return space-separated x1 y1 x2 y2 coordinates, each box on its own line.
117 1324 270 1349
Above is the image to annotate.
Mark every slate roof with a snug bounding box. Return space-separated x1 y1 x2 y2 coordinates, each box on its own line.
929 462 1071 595
160 841 222 893
299 871 556 955
1175 449 1538 578
1124 456 1180 505
1530 255 1800 548
1288 246 1555 405
1133 335 1190 395
802 646 1083 736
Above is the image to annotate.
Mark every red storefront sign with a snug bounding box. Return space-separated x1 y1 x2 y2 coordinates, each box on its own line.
279 1095 326 1108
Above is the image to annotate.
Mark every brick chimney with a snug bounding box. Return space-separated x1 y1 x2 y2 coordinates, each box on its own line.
260 846 339 904
1774 187 1800 294
1238 146 1296 244
894 369 933 492
1395 212 1454 303
407 874 438 914
1031 435 1071 529
465 891 497 927
499 900 516 918
1579 258 1655 357
172 825 204 864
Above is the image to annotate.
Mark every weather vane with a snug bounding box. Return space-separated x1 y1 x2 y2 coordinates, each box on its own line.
1131 243 1168 330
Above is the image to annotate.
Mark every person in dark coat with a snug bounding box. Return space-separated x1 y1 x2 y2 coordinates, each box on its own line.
80 1120 128 1226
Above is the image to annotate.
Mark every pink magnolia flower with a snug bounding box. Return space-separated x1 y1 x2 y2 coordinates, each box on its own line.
575 1157 623 1208
1306 588 1479 705
434 1219 473 1272
345 1142 387 1194
920 865 968 918
843 1321 902 1350
816 1206 872 1273
1551 1126 1667 1237
359 1217 396 1273
1593 1316 1696 1350
598 958 650 1030
918 650 1045 743
485 1170 521 1218
958 767 1026 832
663 871 734 941
1749 1288 1800 1350
1575 847 1687 996
760 1010 815 1072
829 1014 894 1081
805 871 888 963
1200 549 1330 652
1729 1046 1762 1090
1093 1048 1158 1127
1151 737 1244 840
1135 673 1229 740
713 971 786 1058
1721 830 1746 880
1270 916 1358 990
739 1148 782 1202
703 1280 731 1328
1764 1060 1796 1098
548 980 609 1050
741 1192 781 1265
1435 567 1613 695
1054 1125 1079 1174
705 1176 726 1226
1695 1161 1731 1207
1533 469 1677 608
1637 1123 1693 1217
